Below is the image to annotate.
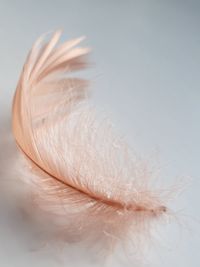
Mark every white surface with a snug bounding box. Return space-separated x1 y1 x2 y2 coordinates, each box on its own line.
0 1 199 266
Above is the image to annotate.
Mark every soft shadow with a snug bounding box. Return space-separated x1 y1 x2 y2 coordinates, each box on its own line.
0 114 17 178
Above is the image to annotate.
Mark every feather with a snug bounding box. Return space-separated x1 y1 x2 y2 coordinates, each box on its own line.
12 30 172 255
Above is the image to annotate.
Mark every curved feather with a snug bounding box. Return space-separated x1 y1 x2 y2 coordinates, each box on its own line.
12 31 168 248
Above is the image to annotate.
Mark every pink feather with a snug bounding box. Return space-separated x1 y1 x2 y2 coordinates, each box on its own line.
12 30 173 256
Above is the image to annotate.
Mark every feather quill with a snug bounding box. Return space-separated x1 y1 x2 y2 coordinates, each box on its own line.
12 31 171 255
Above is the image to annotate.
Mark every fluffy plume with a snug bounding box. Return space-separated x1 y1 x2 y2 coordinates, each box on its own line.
12 30 172 256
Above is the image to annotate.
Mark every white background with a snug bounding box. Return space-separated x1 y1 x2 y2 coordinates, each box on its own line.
0 1 199 266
